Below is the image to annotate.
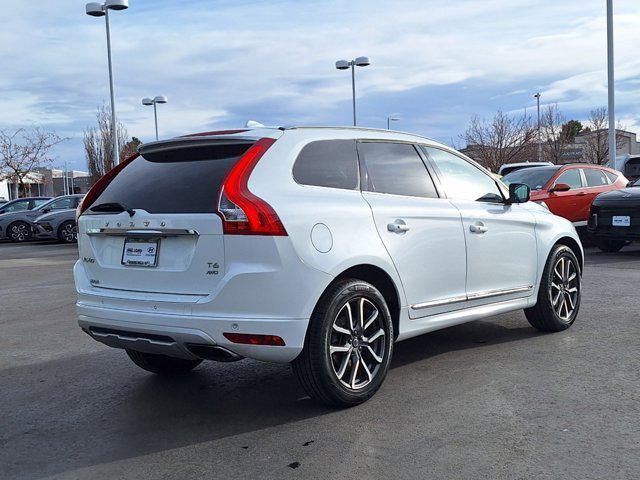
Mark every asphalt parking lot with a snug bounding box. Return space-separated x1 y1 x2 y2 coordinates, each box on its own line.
1 241 639 480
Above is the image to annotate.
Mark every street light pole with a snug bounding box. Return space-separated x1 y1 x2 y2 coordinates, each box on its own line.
351 64 356 127
607 0 616 168
104 8 118 167
387 115 399 130
534 92 541 162
86 1 129 165
336 57 371 126
142 96 168 141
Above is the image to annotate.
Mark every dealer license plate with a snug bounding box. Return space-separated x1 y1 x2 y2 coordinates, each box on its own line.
121 238 160 267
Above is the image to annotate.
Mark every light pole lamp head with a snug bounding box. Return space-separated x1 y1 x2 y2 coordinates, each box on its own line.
354 56 370 67
105 0 129 10
388 115 400 122
153 95 168 104
335 60 350 70
142 97 154 106
85 2 105 16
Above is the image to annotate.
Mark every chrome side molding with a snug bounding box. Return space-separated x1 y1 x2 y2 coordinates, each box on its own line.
411 285 533 310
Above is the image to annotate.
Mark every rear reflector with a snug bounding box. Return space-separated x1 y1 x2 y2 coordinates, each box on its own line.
223 332 286 346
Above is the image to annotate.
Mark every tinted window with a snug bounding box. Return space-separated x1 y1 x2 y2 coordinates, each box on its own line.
583 168 610 187
293 140 358 190
502 166 560 190
87 142 252 214
46 197 75 210
425 147 503 202
555 169 583 189
33 199 50 208
360 142 438 198
2 200 30 213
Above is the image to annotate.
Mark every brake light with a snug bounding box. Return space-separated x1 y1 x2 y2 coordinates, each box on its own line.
217 137 287 236
76 153 139 220
223 332 286 346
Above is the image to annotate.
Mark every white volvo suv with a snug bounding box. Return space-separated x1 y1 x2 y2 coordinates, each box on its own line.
74 126 583 406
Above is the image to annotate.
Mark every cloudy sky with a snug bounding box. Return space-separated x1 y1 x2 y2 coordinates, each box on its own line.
1 0 639 171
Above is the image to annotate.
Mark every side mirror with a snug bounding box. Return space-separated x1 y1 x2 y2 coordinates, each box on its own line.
508 183 530 204
41 208 51 214
549 183 571 193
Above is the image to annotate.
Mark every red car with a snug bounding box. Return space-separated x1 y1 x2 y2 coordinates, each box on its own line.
502 164 628 226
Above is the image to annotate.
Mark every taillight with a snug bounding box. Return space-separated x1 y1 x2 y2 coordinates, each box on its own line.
217 137 287 236
76 153 139 221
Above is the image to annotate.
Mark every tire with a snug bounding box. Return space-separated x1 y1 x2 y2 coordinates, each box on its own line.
7 221 32 242
525 245 581 332
292 278 394 407
57 220 77 243
126 349 202 375
594 238 626 253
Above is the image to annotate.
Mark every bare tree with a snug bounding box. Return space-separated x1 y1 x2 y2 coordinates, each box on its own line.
0 127 65 198
541 104 572 164
580 107 625 165
461 110 537 172
84 105 137 185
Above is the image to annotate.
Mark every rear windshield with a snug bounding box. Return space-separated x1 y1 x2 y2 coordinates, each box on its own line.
502 166 560 190
86 142 252 214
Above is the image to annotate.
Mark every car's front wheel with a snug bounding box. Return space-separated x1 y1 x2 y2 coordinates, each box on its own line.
57 220 77 243
7 221 32 242
525 244 581 332
292 279 394 407
126 350 202 375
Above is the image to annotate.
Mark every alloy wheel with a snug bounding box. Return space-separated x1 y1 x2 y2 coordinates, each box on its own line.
329 297 386 390
61 223 77 242
10 223 29 242
549 256 579 321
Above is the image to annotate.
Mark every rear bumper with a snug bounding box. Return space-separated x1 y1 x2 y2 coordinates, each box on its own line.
77 303 307 363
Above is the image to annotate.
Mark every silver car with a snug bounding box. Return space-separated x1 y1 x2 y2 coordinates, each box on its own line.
33 207 81 243
0 195 83 242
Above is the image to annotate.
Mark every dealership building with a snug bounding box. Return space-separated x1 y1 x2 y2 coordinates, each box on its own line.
0 167 91 201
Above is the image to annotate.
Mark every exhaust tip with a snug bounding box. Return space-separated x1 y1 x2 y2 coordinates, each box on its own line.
186 344 244 362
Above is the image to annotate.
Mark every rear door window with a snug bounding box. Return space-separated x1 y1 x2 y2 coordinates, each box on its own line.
86 142 252 214
3 200 30 212
583 168 610 187
359 142 438 198
293 140 358 190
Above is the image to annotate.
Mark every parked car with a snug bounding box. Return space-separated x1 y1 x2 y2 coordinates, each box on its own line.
0 194 83 242
75 126 583 407
33 202 83 243
587 177 640 252
498 161 554 176
502 164 628 227
0 196 51 216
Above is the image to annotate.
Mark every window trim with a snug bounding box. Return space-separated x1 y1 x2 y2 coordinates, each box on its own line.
356 140 442 200
291 139 361 191
421 145 507 204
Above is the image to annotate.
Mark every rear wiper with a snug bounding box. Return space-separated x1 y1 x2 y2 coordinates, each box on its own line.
89 202 136 217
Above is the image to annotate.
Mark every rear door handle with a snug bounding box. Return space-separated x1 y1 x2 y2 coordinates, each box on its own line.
469 222 488 234
388 220 410 234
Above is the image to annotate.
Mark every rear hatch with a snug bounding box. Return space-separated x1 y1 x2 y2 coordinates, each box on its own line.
78 138 258 297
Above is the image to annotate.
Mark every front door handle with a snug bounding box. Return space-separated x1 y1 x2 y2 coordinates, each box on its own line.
388 219 410 234
469 222 488 234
